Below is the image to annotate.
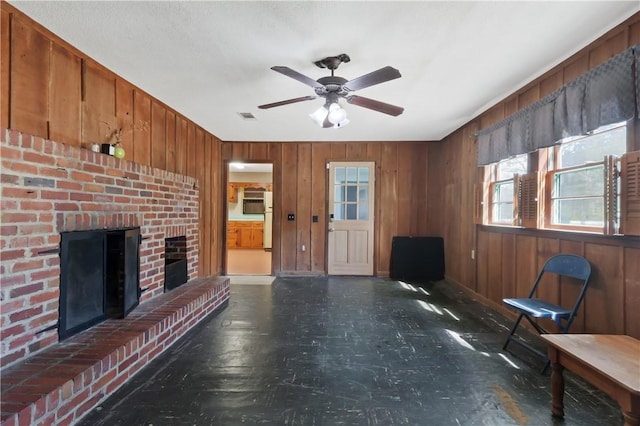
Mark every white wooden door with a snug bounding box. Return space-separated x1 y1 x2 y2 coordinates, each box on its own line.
327 162 375 275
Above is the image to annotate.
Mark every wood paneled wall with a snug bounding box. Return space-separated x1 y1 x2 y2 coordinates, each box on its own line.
4 2 639 335
221 141 432 276
427 12 640 338
0 4 223 277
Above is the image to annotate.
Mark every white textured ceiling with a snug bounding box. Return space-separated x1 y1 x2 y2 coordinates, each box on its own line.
8 1 639 142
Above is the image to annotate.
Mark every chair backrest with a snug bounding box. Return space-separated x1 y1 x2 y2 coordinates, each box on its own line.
529 254 592 318
542 254 591 281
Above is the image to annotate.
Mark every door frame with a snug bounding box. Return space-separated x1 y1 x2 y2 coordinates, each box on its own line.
223 160 274 276
326 161 376 276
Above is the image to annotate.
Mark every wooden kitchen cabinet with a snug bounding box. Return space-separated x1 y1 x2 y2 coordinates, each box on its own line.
227 182 272 204
228 184 238 203
227 221 264 249
227 227 239 248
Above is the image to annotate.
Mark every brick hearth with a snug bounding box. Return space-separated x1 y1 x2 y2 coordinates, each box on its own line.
0 276 229 426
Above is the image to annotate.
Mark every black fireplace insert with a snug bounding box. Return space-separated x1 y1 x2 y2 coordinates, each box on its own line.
59 227 140 340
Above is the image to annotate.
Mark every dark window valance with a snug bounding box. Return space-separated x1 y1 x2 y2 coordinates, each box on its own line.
477 45 637 166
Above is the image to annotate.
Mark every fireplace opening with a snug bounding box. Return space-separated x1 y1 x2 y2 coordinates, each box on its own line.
165 236 188 292
59 227 140 340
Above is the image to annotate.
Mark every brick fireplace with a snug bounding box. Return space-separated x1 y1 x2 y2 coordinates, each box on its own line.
0 129 231 425
0 129 201 367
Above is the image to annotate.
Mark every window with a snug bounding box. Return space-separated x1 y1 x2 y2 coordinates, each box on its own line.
545 124 626 232
333 166 370 220
489 155 528 225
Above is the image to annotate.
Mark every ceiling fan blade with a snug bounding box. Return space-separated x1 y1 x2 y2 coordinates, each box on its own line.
258 95 317 109
271 66 325 89
343 66 401 91
346 95 404 116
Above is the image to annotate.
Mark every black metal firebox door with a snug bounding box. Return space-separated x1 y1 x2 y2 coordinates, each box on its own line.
59 227 140 340
59 230 107 340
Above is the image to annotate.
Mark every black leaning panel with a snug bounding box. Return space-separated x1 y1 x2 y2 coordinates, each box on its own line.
390 236 445 282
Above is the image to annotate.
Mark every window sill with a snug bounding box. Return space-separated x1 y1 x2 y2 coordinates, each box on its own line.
477 224 640 247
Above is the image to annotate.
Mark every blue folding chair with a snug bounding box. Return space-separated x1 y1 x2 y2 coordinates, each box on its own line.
502 254 591 372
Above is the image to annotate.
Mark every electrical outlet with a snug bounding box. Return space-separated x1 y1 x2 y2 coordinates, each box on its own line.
471 249 475 260
287 214 295 221
301 244 306 252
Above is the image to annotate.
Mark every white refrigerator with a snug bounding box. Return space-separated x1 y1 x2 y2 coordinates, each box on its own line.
263 191 273 249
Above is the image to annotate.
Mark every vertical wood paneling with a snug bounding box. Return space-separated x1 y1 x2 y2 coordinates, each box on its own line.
151 101 166 170
165 110 176 173
269 143 283 274
518 84 539 110
280 144 298 272
366 143 383 273
588 30 627 67
515 235 537 297
1 4 233 284
49 42 81 146
330 143 347 160
409 144 428 235
539 70 563 98
486 232 502 301
630 19 640 44
249 143 268 160
186 123 196 177
396 144 413 237
231 143 250 160
558 239 586 333
346 142 367 159
10 16 49 138
219 141 429 276
311 143 331 273
1 9 9 130
501 233 516 299
132 90 151 165
443 183 458 277
562 54 589 83
624 247 640 338
2 3 637 336
83 63 115 146
480 103 505 129
503 97 518 117
584 244 624 334
296 143 312 271
210 135 223 276
426 142 444 236
432 14 640 338
377 144 397 277
176 117 187 175
476 230 488 294
115 80 134 157
195 131 205 276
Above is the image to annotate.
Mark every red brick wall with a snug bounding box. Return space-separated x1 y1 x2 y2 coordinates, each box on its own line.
0 129 200 369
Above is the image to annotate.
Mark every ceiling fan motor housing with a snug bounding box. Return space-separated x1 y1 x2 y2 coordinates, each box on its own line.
316 76 349 96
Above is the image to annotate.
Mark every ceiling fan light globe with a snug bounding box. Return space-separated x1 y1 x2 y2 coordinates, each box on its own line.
333 118 350 128
328 104 347 125
309 106 329 127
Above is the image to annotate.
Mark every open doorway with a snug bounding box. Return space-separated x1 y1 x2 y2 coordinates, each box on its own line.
226 162 273 275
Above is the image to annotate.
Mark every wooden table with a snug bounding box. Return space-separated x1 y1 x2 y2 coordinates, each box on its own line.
541 334 640 426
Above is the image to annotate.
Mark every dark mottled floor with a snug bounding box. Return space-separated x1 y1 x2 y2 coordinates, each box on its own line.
78 277 621 426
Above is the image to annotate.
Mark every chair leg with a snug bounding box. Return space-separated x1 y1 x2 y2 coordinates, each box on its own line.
503 313 524 350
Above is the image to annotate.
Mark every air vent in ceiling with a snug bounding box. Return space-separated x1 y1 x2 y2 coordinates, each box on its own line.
238 112 257 120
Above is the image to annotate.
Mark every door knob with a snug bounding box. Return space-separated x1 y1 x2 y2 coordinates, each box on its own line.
328 228 335 232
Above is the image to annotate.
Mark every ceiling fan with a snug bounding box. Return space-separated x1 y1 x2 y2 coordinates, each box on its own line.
258 54 404 128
